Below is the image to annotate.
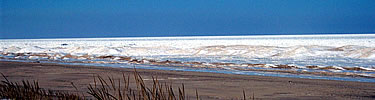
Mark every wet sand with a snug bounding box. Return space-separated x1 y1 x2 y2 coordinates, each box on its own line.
1 61 375 100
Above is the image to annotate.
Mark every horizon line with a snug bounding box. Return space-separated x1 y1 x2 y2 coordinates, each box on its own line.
1 32 375 40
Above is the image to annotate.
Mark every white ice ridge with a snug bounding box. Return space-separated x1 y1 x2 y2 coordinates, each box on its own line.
1 34 375 63
1 44 374 59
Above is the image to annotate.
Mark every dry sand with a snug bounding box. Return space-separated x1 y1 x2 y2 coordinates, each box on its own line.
1 61 375 100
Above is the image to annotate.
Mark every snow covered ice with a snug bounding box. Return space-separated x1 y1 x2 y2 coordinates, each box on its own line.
1 34 375 82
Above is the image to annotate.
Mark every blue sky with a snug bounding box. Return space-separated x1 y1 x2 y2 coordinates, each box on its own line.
1 0 375 39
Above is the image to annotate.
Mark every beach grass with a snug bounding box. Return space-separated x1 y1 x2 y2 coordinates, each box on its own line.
86 68 189 100
0 68 256 100
0 73 82 99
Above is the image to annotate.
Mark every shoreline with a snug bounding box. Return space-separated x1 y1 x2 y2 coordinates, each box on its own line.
1 57 375 82
1 61 375 99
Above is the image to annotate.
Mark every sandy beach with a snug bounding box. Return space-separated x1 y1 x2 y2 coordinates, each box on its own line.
1 61 375 100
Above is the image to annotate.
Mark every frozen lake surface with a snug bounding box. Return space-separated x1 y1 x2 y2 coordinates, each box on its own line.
1 34 375 82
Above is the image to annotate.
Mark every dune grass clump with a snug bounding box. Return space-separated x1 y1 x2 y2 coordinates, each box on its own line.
87 69 188 100
0 73 82 100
